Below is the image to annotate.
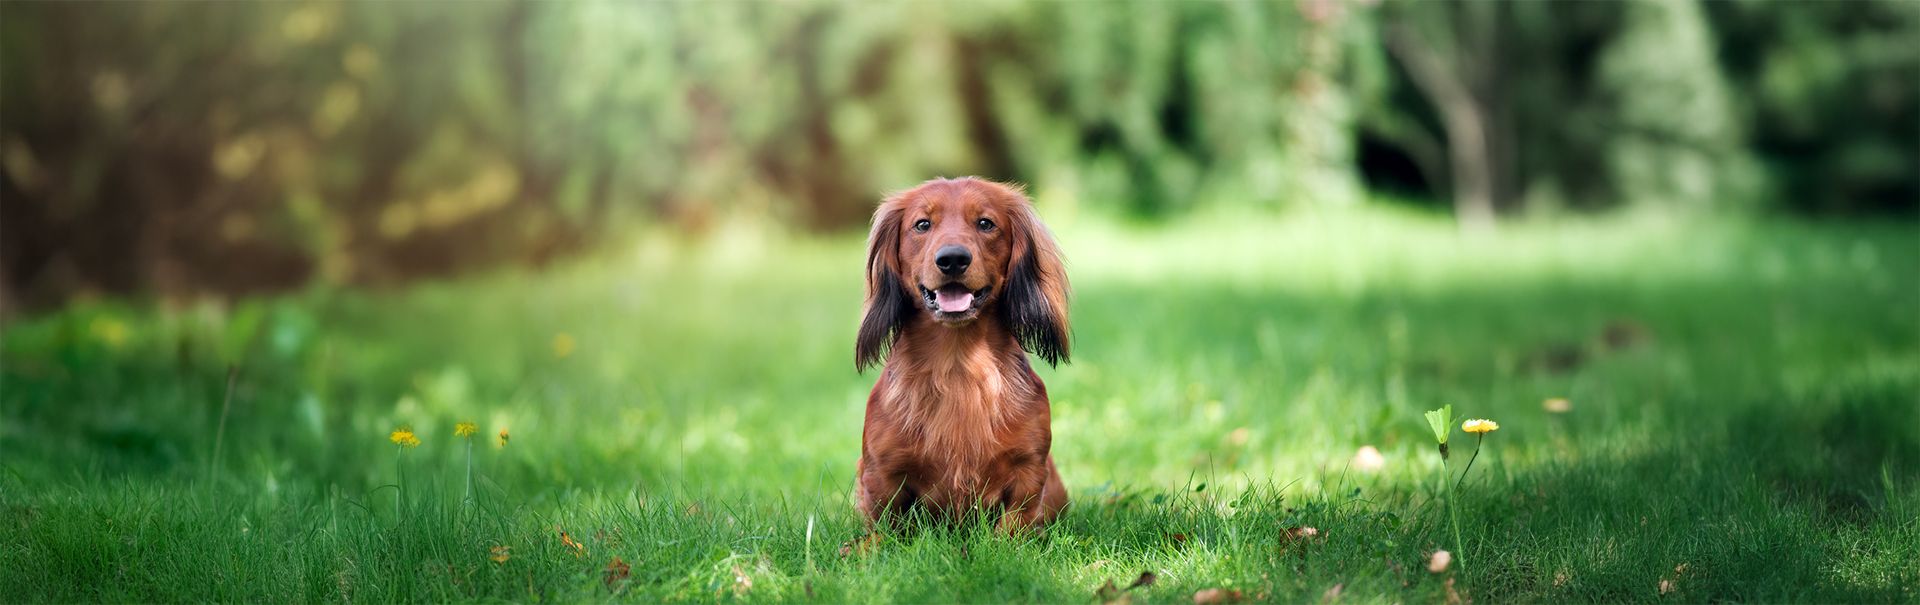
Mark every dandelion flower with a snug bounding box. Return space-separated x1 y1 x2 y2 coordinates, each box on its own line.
456 421 480 503
90 317 129 349
1462 419 1500 434
551 333 576 359
497 428 510 448
389 427 421 448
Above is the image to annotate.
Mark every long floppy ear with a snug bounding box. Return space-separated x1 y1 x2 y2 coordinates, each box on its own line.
1000 193 1071 367
856 198 914 372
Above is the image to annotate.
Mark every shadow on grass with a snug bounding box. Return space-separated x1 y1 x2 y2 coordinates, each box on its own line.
1458 382 1919 603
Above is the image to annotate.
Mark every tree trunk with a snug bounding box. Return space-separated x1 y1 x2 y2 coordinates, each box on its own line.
1385 24 1497 233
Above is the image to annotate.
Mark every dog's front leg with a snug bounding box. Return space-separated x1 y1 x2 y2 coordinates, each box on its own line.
855 455 916 526
995 455 1068 534
845 456 913 556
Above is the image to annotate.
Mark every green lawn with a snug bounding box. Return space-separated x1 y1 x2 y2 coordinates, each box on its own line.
3 207 1916 602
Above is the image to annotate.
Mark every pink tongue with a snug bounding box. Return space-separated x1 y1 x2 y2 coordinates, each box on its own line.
935 289 974 313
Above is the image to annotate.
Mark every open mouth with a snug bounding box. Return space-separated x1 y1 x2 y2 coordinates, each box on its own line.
919 283 991 318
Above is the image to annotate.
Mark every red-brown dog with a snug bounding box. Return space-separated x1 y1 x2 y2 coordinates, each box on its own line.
854 177 1070 532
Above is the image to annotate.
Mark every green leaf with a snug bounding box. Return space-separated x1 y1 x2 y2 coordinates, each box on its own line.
1424 404 1453 445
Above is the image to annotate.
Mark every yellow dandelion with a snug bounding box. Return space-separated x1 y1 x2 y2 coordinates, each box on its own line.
455 421 478 438
551 332 576 359
497 428 510 448
90 317 129 349
1462 419 1500 434
389 427 421 448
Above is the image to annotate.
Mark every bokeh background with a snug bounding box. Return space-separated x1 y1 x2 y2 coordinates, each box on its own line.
3 2 1920 601
2 0 1914 311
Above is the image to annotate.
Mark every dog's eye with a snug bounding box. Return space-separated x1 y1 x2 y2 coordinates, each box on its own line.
975 218 995 232
912 219 931 233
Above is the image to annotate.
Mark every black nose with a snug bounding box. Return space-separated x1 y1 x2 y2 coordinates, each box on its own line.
934 245 972 276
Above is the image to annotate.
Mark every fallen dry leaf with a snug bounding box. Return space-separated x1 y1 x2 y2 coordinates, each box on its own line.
1128 570 1158 590
1543 397 1572 413
1602 319 1651 350
1097 570 1157 603
559 531 586 558
1227 427 1250 446
1352 445 1386 472
1444 577 1463 605
603 557 630 590
1321 583 1344 603
1193 588 1243 604
1167 532 1189 549
1427 549 1452 573
839 533 882 558
732 565 753 594
489 545 511 564
1659 579 1675 595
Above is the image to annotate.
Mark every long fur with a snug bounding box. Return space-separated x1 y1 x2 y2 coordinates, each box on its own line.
856 200 910 371
852 177 1072 532
1000 203 1071 367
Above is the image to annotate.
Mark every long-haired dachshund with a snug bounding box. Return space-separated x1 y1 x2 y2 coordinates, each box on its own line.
854 177 1070 532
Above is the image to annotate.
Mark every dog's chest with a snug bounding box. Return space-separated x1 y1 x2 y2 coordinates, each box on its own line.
878 362 1031 504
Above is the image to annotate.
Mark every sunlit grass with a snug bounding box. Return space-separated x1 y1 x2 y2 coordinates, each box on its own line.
2 205 1916 602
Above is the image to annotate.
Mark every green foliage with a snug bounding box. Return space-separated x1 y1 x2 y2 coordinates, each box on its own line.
0 1 1370 309
2 208 1916 601
1594 0 1757 210
1358 0 1914 215
1705 0 1920 213
0 0 1913 311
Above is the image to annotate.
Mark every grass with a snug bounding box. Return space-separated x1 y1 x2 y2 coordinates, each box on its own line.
2 206 1916 602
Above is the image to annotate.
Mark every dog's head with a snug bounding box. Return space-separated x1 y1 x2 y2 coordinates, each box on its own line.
856 177 1070 371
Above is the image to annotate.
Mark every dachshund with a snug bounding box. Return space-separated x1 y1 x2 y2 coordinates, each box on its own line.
853 176 1071 533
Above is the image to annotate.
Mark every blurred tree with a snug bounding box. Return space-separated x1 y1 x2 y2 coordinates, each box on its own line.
1 0 1911 311
1372 0 1770 226
1593 0 1757 211
1704 0 1919 214
0 2 583 312
1381 1 1502 230
1 0 1364 310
